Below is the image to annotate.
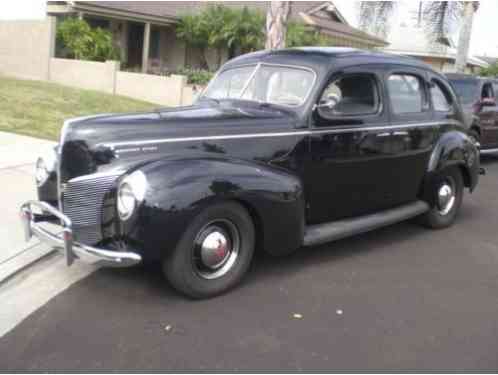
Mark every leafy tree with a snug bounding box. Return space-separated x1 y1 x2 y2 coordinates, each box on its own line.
177 6 265 70
222 7 265 55
286 22 330 48
57 18 120 62
480 63 498 77
176 14 210 69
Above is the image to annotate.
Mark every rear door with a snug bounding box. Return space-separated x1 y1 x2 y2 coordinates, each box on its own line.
385 68 439 205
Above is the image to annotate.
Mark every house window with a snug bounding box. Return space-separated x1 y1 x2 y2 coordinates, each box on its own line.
149 28 160 59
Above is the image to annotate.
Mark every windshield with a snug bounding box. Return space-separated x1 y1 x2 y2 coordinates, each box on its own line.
203 64 315 107
449 79 479 105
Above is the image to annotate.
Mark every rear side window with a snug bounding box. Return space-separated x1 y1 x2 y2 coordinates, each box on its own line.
430 80 453 112
387 74 425 114
482 83 494 99
318 74 379 117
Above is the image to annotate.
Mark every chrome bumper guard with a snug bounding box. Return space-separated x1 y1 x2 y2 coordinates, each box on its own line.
20 201 142 267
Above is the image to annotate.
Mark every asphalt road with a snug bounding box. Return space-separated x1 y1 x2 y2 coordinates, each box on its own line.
2 157 498 371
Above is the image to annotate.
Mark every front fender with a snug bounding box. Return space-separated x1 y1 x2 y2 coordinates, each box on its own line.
125 157 305 260
425 130 479 199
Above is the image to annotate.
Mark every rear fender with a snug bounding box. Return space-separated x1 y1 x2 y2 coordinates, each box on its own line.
423 130 479 204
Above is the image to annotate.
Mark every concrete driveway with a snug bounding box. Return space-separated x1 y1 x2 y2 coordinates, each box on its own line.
1 153 498 371
0 132 97 338
0 131 55 265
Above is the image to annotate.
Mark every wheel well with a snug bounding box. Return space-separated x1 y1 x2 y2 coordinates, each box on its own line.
470 125 481 136
234 199 265 254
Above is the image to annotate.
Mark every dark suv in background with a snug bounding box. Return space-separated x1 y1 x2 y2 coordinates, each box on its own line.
446 73 498 154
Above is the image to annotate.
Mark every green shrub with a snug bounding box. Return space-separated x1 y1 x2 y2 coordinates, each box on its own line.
176 67 214 85
286 22 331 47
480 63 498 77
176 5 264 69
57 18 120 62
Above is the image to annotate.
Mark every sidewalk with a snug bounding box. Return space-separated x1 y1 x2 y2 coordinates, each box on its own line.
0 132 56 278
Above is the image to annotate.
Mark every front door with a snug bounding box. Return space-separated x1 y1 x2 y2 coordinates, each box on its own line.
127 22 144 69
306 66 395 224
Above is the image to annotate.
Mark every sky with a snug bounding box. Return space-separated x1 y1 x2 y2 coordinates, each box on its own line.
1 0 497 58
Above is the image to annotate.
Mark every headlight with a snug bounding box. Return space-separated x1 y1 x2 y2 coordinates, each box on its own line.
117 170 147 220
35 148 57 186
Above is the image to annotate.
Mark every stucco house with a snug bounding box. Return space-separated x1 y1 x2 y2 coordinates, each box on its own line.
375 1 488 74
47 1 388 73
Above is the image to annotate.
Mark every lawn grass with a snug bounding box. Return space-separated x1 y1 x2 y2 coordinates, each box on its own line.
0 75 158 141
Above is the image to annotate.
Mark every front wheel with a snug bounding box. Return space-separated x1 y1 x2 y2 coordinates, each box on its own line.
163 202 255 299
419 167 464 229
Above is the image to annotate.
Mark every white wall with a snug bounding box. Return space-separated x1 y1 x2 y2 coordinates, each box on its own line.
0 18 55 80
116 71 188 106
49 58 119 94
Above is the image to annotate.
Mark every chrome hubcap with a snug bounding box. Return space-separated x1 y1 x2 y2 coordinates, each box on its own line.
193 219 240 280
437 181 455 216
200 231 230 269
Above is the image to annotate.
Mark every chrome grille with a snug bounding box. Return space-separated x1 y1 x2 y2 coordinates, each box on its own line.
62 173 121 245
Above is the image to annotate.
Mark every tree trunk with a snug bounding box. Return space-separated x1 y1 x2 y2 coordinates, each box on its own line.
265 1 291 50
455 2 478 73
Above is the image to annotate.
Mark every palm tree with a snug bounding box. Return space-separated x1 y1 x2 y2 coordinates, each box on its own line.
265 1 292 50
454 2 479 72
358 1 479 73
358 1 395 39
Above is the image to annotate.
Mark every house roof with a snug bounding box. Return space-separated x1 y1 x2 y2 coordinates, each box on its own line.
51 1 387 47
476 56 498 66
383 24 488 68
85 1 325 21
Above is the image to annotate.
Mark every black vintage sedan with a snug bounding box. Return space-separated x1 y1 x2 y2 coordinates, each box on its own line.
22 48 480 298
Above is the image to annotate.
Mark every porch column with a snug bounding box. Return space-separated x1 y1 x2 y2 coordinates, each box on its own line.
142 22 151 73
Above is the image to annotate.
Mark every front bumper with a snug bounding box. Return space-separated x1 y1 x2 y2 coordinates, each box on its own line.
20 201 142 267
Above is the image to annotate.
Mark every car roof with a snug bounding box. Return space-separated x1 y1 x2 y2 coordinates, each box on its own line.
223 47 435 74
446 73 491 83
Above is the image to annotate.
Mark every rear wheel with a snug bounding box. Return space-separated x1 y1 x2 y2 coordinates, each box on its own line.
419 167 464 229
163 202 255 299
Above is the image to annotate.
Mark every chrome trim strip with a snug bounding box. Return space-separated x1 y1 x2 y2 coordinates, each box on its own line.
480 148 498 154
101 121 456 149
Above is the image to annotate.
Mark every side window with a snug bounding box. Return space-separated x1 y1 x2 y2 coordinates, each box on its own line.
317 74 379 120
387 74 426 114
481 83 494 99
430 80 453 112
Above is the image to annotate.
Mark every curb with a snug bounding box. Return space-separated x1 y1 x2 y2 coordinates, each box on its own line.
0 243 56 285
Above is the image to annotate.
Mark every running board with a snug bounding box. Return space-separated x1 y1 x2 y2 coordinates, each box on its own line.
303 201 430 247
480 148 498 155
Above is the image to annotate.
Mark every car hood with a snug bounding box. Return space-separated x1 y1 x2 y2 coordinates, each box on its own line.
59 101 298 181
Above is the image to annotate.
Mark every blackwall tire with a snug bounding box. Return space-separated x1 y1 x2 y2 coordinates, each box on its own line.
419 167 464 229
163 202 255 299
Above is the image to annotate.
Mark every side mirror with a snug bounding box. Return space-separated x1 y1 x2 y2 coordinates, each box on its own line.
315 94 340 112
480 98 496 107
